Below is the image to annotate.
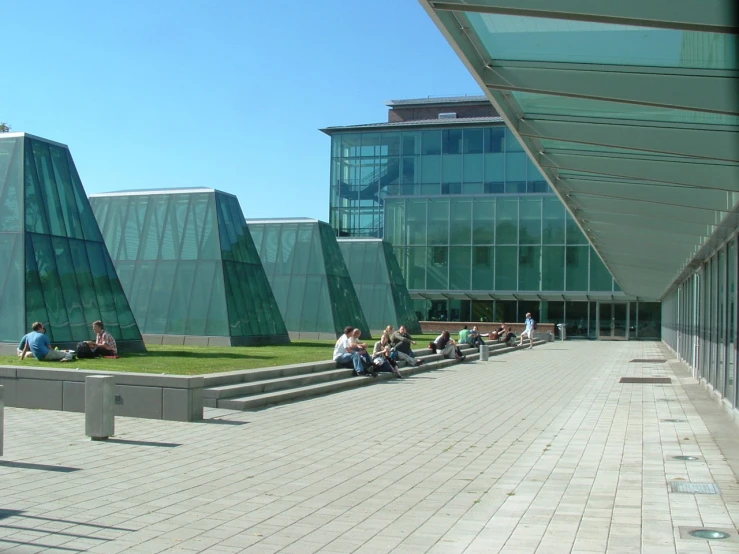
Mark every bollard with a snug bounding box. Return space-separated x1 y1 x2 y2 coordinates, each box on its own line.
0 385 4 456
85 376 115 441
479 344 489 361
548 332 554 342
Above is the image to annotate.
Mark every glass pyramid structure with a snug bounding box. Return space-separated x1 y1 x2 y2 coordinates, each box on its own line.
90 189 290 346
0 133 144 353
248 218 371 339
337 238 422 334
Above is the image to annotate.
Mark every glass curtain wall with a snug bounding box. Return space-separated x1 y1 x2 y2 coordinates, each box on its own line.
330 126 549 238
663 233 738 409
386 196 617 294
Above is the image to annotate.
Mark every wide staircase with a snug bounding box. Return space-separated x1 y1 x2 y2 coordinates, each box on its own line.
203 337 548 411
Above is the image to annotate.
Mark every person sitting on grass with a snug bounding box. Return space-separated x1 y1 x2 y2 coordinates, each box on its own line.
20 322 75 362
17 332 32 359
372 345 404 379
84 320 118 357
390 325 424 367
434 330 465 362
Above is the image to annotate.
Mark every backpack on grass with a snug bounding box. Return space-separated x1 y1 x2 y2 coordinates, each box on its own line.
75 342 97 359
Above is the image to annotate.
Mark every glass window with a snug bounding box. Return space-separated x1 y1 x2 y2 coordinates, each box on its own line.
495 300 517 323
442 154 463 184
484 153 505 184
590 248 613 291
407 246 426 289
464 154 484 182
442 129 463 154
519 246 541 291
484 128 505 153
496 198 518 244
473 199 495 245
542 246 565 290
565 301 589 338
472 246 494 290
406 200 427 245
427 246 448 289
472 300 494 322
506 152 528 182
505 128 524 152
421 130 442 155
421 155 441 184
519 197 542 244
541 301 564 324
360 133 382 157
566 246 589 291
543 196 565 244
427 199 449 245
382 132 401 157
450 247 471 290
566 213 589 244
495 246 517 289
637 302 662 339
463 129 484 154
402 131 420 156
450 199 472 244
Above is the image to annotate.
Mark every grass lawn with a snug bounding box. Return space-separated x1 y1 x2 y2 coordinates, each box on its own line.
0 334 443 376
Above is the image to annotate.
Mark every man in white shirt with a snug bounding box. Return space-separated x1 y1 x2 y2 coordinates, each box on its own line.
333 326 373 376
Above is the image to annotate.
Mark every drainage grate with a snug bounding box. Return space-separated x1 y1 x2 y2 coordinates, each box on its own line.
669 481 719 494
619 377 672 384
661 419 687 423
630 358 667 363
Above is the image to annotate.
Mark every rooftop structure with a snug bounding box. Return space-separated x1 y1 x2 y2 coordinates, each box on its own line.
90 189 289 346
0 132 145 353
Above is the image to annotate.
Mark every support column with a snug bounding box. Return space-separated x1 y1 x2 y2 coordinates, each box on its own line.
85 376 114 441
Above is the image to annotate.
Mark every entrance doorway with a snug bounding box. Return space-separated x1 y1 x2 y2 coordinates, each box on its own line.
598 303 629 340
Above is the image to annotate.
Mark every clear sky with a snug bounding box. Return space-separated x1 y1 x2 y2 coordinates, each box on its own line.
3 0 480 221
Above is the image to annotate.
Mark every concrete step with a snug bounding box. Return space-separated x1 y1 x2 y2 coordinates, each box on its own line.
208 340 549 410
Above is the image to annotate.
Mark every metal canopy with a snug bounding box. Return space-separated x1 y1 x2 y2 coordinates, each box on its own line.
420 0 739 299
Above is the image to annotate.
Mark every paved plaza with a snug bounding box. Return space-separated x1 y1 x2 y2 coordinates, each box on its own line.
2 341 739 553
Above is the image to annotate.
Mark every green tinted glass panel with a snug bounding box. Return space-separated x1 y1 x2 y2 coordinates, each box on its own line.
496 246 517 289
542 246 565 290
427 246 448 289
92 190 285 341
543 196 566 244
473 199 495 245
496 198 518 244
428 199 449 245
0 232 24 341
519 246 541 291
450 247 471 290
406 200 427 245
566 246 589 290
421 155 441 184
566 213 589 245
590 248 613 291
519 197 542 244
0 138 24 232
450 199 472 244
472 246 494 290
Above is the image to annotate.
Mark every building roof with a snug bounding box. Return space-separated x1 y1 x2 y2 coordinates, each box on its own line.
89 187 236 198
385 95 489 107
0 132 69 148
320 116 504 134
246 217 321 224
422 0 739 301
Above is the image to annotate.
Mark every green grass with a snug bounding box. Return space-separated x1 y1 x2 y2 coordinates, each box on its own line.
0 334 444 376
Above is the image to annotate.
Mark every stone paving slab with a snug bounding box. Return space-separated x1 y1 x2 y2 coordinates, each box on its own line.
1 341 738 553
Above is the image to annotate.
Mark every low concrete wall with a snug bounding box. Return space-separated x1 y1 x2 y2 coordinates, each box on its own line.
420 321 557 336
0 366 202 422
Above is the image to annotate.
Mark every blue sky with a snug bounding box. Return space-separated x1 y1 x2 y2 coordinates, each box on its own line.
3 0 480 220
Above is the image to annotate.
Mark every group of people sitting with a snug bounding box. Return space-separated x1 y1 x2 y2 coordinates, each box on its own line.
455 313 537 349
17 321 118 362
333 325 425 378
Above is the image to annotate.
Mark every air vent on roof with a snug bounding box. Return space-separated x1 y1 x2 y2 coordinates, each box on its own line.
438 112 457 119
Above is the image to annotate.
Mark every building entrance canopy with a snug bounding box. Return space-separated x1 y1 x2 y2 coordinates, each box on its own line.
421 0 739 300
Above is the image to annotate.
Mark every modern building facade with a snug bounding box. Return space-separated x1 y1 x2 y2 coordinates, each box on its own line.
0 133 145 353
91 189 290 346
248 218 371 339
337 238 422 334
418 3 737 406
322 98 661 338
